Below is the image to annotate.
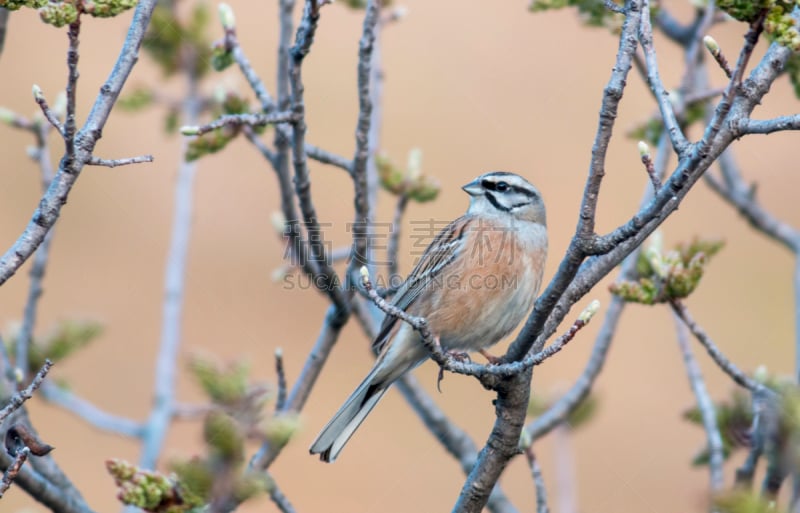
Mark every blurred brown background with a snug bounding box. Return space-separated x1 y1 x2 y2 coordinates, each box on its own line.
1 0 798 511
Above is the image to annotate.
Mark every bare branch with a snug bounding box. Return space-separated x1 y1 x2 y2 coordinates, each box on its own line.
39 382 143 438
287 0 348 312
638 0 690 155
0 446 29 498
345 298 518 513
523 447 550 513
181 111 298 136
672 314 724 491
275 348 287 412
223 4 352 174
32 86 64 135
267 472 297 513
345 0 381 283
305 144 353 173
703 35 733 78
140 87 202 469
704 150 798 251
505 0 644 370
638 141 661 192
736 114 800 135
526 297 625 441
387 195 408 279
63 20 81 157
671 301 764 392
0 360 52 425
86 155 154 168
0 0 160 287
0 448 97 513
16 123 57 382
250 305 348 470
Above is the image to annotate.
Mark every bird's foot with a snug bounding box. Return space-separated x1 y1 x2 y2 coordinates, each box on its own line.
436 350 471 393
479 349 502 365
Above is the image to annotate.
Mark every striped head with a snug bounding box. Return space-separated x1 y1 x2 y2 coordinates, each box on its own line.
462 171 546 225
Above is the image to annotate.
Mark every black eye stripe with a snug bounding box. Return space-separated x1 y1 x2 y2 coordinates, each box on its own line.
484 192 511 212
481 178 537 198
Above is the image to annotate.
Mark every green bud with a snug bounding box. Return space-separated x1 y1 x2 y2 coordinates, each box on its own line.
406 147 422 181
38 2 79 27
211 44 235 72
180 126 200 136
0 107 16 125
703 35 720 56
263 413 301 448
218 3 236 30
637 140 650 158
32 84 43 102
83 0 137 18
518 429 532 450
407 175 440 203
578 299 600 322
204 410 245 463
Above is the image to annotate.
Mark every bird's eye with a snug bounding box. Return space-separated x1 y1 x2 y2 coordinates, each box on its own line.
495 181 509 192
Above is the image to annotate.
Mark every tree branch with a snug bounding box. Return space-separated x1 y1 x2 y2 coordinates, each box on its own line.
672 314 724 491
0 0 160 287
0 360 52 425
139 77 202 469
671 300 764 393
39 382 143 438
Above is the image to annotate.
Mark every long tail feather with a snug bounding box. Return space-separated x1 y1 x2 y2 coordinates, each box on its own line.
309 373 388 463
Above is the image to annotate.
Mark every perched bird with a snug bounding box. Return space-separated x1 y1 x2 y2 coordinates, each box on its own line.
309 171 548 462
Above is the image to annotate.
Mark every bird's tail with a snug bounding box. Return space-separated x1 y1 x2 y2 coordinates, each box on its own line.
309 371 388 463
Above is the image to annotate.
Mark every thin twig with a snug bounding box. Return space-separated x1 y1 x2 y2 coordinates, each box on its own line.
704 150 798 251
698 11 766 151
287 0 348 312
267 472 297 513
387 194 408 280
182 111 297 136
39 382 143 438
526 131 671 442
345 0 381 288
249 305 348 471
63 19 81 157
638 0 690 155
0 446 30 498
32 87 64 135
703 35 733 79
671 300 764 392
736 114 800 135
224 8 353 174
243 127 277 167
86 155 154 168
0 360 53 425
140 80 202 469
275 348 287 412
0 0 161 287
672 314 724 491
363 268 594 383
524 448 550 513
16 122 57 383
638 142 661 192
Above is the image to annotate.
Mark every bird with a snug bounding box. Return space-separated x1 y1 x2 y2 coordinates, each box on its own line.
309 171 548 462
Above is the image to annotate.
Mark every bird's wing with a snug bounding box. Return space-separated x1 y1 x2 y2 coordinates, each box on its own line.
372 215 473 354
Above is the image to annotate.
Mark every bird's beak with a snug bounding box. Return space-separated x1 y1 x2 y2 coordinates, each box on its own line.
461 179 482 197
